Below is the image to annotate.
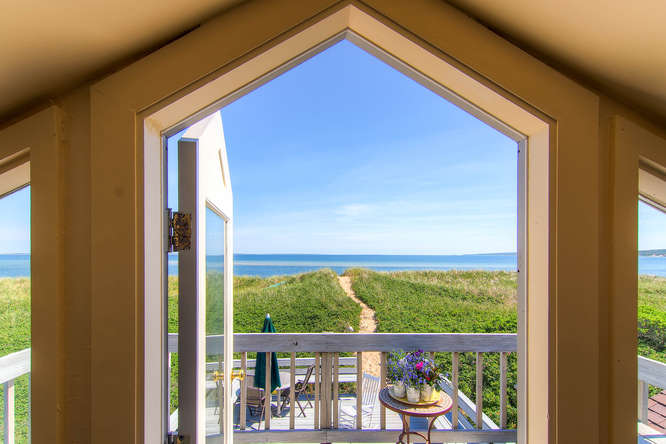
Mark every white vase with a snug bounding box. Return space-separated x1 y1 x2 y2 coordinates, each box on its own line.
392 380 406 398
420 384 433 401
406 386 420 403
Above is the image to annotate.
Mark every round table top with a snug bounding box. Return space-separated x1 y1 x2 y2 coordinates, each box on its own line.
378 387 453 417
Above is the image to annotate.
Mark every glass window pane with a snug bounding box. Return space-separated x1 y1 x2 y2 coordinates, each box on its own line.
206 207 226 437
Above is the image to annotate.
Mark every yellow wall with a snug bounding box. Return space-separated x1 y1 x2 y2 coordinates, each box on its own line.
1 1 666 443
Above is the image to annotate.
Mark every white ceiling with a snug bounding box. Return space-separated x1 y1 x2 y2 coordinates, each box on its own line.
1 0 665 124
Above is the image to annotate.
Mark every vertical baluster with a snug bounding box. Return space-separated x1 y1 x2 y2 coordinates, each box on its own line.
315 353 320 429
28 374 31 443
476 352 483 429
333 353 339 428
167 353 171 432
638 379 649 424
289 352 295 429
218 355 223 434
500 352 508 428
321 353 331 428
4 380 15 444
451 352 459 429
265 352 271 430
380 352 387 430
356 352 363 430
240 353 247 430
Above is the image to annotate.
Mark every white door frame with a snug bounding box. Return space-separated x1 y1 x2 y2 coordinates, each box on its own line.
142 8 549 443
175 114 234 443
87 2 605 442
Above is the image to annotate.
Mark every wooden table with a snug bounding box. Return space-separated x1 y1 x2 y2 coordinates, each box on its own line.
378 387 453 444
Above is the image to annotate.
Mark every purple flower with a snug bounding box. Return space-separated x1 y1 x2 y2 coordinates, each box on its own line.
415 362 424 371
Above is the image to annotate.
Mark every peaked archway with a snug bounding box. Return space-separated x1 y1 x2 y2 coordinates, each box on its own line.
89 2 605 443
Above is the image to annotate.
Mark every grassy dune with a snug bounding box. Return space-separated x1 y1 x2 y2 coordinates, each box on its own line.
344 269 666 427
344 268 519 428
1 271 665 438
167 268 360 411
637 275 666 368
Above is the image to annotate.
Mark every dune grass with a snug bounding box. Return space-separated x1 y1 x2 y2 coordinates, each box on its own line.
0 271 665 437
343 269 666 427
167 268 360 411
344 268 519 428
637 275 666 380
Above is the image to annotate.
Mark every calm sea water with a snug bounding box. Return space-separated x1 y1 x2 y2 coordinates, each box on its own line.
1 253 665 278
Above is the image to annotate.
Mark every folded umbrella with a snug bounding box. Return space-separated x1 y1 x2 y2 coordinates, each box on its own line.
253 313 281 392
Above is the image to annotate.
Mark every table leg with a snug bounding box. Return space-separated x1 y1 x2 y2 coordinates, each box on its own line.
397 414 408 444
426 416 436 444
402 414 411 444
277 388 281 415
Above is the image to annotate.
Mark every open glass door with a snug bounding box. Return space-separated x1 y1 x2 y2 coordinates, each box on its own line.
176 113 233 444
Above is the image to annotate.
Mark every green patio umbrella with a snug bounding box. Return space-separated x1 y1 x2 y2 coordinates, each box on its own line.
253 314 281 392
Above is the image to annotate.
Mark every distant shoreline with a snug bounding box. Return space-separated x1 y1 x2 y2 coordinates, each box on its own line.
1 252 666 278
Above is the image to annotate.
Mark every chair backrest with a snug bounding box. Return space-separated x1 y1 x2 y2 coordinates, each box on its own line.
361 373 380 408
296 364 315 392
301 364 315 385
246 386 265 406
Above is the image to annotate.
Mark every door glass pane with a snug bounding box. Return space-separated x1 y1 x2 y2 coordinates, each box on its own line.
206 207 226 437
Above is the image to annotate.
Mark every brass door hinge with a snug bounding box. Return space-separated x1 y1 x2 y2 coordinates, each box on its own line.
167 209 192 252
166 432 187 444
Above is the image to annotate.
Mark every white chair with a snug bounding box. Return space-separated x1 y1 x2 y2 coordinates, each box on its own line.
339 373 380 429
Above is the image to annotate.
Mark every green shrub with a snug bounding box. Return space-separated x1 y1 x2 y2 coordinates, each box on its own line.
344 268 519 428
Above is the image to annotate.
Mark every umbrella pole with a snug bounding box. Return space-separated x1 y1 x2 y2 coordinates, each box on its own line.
265 352 271 430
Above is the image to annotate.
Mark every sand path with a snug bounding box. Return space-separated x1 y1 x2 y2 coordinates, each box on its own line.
337 276 381 377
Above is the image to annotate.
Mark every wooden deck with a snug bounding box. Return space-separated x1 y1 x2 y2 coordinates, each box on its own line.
172 392 472 439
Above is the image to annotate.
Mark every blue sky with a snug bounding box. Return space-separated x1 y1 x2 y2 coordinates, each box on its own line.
1 40 665 255
174 40 519 255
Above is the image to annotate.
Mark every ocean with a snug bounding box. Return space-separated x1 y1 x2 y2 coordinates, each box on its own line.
1 253 666 278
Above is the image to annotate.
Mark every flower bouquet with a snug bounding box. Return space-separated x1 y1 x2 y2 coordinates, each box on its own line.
387 349 443 404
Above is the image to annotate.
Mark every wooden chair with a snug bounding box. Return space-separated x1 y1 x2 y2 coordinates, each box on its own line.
279 364 315 417
244 386 277 430
339 373 381 428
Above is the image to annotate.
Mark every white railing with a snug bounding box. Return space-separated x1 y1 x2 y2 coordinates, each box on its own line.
169 333 518 443
2 340 661 442
0 349 30 444
638 356 666 425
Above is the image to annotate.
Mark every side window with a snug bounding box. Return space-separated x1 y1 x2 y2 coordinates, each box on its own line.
0 164 31 444
637 167 666 438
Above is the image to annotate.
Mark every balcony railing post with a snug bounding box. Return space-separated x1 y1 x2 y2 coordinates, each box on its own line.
4 379 15 444
166 352 171 432
637 379 649 424
321 353 331 429
476 352 484 429
289 352 295 430
356 352 363 430
380 352 387 430
264 352 271 430
314 353 320 430
451 352 459 429
28 374 31 444
240 352 247 430
500 352 507 428
332 353 339 428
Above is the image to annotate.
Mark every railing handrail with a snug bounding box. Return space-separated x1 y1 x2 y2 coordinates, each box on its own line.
167 332 518 353
204 356 357 372
0 348 30 384
638 355 666 388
